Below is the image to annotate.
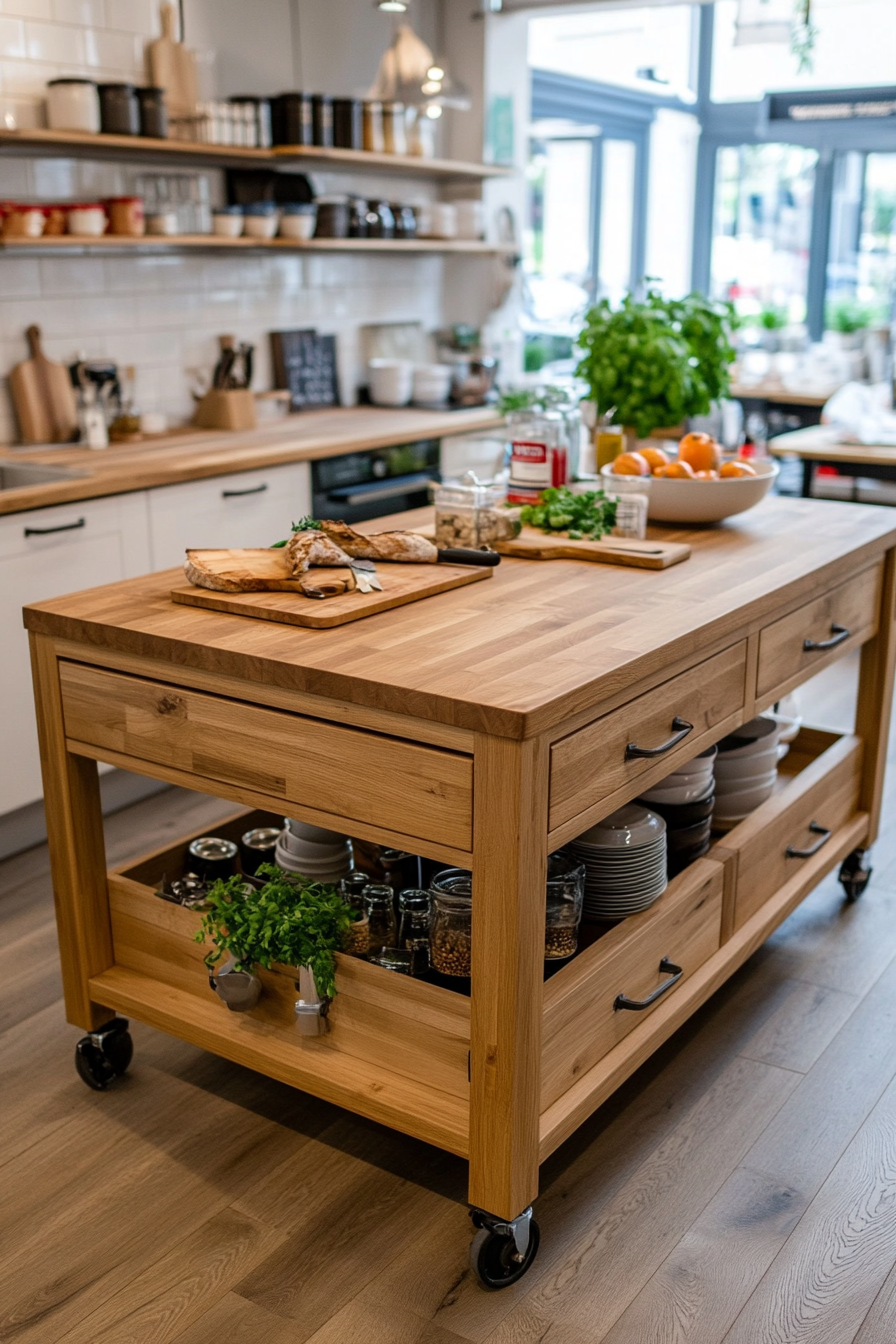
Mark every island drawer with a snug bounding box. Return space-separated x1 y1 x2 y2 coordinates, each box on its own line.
540 858 723 1110
549 642 747 834
756 564 881 704
59 661 472 853
713 729 863 933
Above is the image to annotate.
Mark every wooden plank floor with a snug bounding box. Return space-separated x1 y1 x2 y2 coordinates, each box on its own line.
4 654 896 1342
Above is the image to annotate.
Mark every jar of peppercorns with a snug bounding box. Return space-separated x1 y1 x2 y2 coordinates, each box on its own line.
545 850 585 959
429 870 472 977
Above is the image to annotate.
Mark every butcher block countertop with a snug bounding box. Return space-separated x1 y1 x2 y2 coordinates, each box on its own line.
24 495 896 740
0 405 503 516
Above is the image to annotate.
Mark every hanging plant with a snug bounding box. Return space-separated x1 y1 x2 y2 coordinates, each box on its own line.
791 0 817 73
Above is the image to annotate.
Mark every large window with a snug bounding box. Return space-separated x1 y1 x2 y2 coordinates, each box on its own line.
827 152 896 324
528 6 696 103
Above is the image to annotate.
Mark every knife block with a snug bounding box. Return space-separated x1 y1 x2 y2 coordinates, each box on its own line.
193 389 257 431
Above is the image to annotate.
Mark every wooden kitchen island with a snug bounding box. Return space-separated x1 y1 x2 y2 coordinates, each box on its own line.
24 495 896 1287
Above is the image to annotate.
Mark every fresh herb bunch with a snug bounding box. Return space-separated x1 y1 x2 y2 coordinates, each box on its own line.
271 517 321 548
520 485 616 540
194 864 353 998
575 288 736 439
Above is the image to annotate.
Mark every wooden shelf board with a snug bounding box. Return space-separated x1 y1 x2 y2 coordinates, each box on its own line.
0 233 513 257
0 127 511 180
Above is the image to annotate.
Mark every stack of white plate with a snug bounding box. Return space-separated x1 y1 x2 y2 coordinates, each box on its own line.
713 717 783 827
639 745 716 809
569 804 667 920
275 818 352 883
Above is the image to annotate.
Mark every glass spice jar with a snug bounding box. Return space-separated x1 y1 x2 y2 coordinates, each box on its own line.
339 870 370 912
433 476 521 549
545 850 585 959
363 883 397 956
397 888 431 975
429 870 472 977
345 910 370 957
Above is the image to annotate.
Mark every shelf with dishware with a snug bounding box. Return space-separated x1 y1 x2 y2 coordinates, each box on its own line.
0 127 511 181
0 233 514 257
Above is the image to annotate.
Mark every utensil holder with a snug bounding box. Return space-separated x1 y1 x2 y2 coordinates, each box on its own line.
193 388 257 431
294 965 330 1036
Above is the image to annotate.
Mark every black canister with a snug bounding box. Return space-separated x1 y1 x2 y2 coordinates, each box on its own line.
368 200 395 240
136 86 167 139
187 836 239 881
392 203 417 239
271 92 313 146
98 82 140 135
239 826 282 876
314 195 350 238
332 97 363 150
311 93 333 147
348 196 369 238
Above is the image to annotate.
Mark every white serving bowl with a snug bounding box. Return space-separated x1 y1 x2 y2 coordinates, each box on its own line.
714 767 777 794
713 779 777 816
285 818 347 844
274 838 351 881
714 748 782 782
601 459 778 524
640 776 715 806
280 829 349 859
663 761 715 784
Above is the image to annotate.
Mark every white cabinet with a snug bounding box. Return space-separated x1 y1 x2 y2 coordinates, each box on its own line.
0 492 151 815
147 462 311 570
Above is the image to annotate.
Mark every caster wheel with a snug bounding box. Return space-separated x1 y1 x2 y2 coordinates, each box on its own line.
839 849 872 903
74 1019 133 1091
470 1219 540 1290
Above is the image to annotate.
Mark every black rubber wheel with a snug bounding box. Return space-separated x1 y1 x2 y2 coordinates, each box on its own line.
103 1027 133 1076
839 850 872 903
74 1020 133 1090
75 1038 116 1090
470 1220 540 1289
842 871 872 903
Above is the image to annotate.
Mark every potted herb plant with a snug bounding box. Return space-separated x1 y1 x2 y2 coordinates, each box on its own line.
826 297 874 351
195 865 353 1016
575 288 737 449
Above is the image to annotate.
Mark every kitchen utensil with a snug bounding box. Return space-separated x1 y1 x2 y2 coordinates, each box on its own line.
493 526 690 571
149 3 198 122
10 325 78 445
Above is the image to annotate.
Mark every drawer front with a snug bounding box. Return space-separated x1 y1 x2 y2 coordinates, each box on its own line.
540 859 723 1110
757 565 881 704
721 733 863 931
60 661 472 851
550 642 747 834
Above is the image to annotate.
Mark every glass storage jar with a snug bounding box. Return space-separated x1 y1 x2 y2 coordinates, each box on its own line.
506 408 570 505
545 850 585 959
397 888 431 975
433 475 520 549
363 883 397 955
429 870 472 977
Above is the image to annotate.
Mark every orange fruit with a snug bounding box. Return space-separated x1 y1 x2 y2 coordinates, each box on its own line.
612 451 650 477
719 460 757 478
678 431 721 474
695 470 719 480
655 461 695 479
638 446 670 473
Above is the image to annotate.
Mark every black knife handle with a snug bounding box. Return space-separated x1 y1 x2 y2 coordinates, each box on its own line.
437 547 501 567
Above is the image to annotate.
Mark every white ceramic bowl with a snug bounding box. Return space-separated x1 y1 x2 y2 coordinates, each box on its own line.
713 779 776 817
279 211 316 240
640 776 715 806
280 830 349 860
717 719 780 760
664 760 715 783
714 748 782 782
601 459 778 524
575 803 665 849
274 838 351 881
368 358 413 407
714 767 777 794
285 819 347 844
244 212 279 239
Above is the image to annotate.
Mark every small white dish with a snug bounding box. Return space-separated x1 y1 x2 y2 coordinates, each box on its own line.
713 780 776 815
640 777 715 806
574 804 665 849
285 818 347 844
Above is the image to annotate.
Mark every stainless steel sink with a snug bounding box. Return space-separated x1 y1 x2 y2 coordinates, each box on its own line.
0 460 87 490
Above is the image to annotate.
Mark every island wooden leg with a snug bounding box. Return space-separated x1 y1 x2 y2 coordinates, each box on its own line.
856 545 896 843
30 634 114 1031
468 733 549 1222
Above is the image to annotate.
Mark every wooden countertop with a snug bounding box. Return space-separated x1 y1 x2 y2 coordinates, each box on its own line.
770 424 896 464
24 495 896 740
0 405 504 516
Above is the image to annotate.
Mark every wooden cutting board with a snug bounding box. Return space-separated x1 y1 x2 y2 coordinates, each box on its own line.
494 527 690 569
148 3 198 120
171 561 493 628
9 325 78 444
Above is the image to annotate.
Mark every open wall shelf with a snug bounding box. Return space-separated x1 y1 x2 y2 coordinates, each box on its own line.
0 233 515 257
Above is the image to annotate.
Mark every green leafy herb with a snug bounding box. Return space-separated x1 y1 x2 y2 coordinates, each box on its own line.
519 486 616 540
271 516 321 548
194 864 353 998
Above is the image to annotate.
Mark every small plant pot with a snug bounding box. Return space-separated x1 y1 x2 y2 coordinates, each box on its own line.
212 964 262 1012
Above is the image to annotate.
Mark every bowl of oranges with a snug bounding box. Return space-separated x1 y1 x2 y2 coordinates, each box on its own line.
600 432 778 524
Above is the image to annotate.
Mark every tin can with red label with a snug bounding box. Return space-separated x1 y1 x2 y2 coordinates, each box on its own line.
507 410 569 504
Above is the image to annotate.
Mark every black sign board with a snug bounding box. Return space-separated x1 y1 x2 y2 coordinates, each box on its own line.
270 329 339 411
766 86 896 124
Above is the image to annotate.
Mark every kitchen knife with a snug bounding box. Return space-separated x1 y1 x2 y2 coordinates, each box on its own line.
436 547 501 566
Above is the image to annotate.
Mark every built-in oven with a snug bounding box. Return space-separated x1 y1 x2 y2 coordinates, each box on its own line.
311 439 440 524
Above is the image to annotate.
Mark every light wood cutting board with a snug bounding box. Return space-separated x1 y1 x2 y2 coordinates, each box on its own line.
172 561 493 628
149 3 198 120
9 325 78 444
494 527 690 569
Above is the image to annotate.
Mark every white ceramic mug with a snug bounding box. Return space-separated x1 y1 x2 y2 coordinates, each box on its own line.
455 199 486 240
368 358 413 407
412 363 452 405
430 203 458 239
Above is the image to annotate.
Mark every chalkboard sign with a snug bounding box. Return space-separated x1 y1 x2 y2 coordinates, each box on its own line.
270 329 339 410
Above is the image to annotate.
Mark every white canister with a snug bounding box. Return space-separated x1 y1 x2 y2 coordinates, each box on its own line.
66 203 107 237
243 210 278 239
212 210 244 238
412 363 453 406
47 78 100 134
368 358 413 407
455 199 486 241
278 209 316 240
430 202 458 239
146 211 178 236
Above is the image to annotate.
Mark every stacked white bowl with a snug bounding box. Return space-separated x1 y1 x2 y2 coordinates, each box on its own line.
275 819 352 883
639 745 716 809
713 717 784 827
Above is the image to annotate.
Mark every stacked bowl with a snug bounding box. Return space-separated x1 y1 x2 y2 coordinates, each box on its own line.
713 717 783 828
275 819 352 883
638 747 716 876
569 804 667 920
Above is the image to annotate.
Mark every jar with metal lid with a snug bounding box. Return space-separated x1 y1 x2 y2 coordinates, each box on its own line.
239 826 282 876
47 78 100 133
429 870 472 977
506 407 570 505
98 83 140 135
397 889 431 975
382 100 407 154
363 883 397 956
311 93 333 147
433 475 520 549
362 100 385 153
339 870 370 912
545 851 585 960
187 836 239 881
271 92 313 146
332 97 362 149
136 86 167 139
314 194 349 238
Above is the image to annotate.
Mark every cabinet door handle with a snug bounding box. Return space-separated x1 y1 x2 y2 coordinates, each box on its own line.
24 517 86 537
615 957 683 1012
221 483 268 498
625 716 693 760
786 821 831 859
804 623 849 652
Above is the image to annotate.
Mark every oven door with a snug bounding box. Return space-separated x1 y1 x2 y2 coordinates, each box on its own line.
312 441 440 523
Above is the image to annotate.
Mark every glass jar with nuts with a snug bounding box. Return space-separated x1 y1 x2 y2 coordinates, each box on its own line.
429 870 472 977
545 850 585 959
433 476 521 551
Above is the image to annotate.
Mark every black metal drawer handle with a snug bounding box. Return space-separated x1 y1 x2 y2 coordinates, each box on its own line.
625 717 693 760
804 623 849 652
24 517 86 537
786 821 831 859
615 957 683 1012
221 483 268 498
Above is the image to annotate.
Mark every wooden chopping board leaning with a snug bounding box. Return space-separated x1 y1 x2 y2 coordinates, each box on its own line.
9 325 78 444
